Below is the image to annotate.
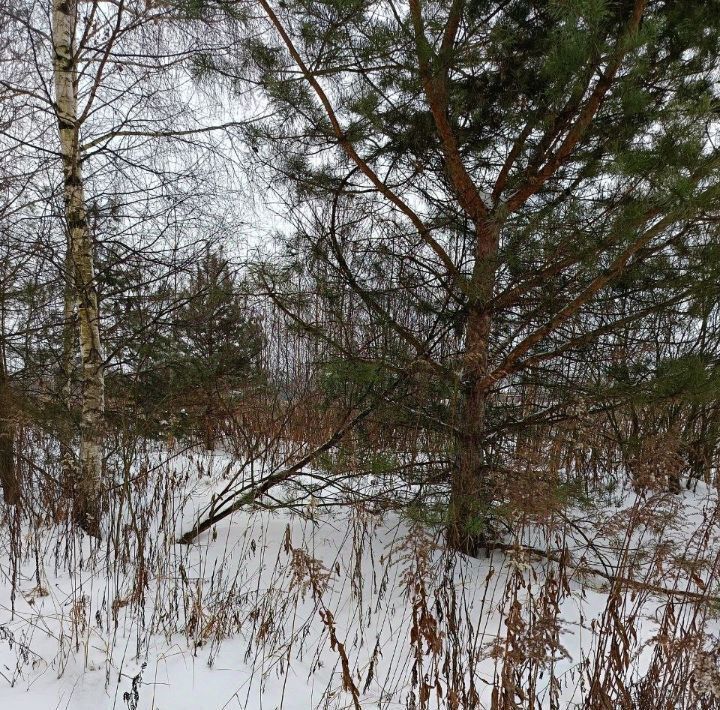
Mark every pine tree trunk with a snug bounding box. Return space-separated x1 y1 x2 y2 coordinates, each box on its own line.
448 220 498 555
0 355 18 506
52 0 104 537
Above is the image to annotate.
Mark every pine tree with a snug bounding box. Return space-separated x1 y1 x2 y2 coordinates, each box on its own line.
201 0 720 552
169 249 264 448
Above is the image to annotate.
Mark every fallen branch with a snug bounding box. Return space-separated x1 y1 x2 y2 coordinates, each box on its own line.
176 403 376 544
494 542 720 605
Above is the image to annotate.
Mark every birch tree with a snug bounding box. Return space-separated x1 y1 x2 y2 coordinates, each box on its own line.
1 0 248 533
51 0 104 534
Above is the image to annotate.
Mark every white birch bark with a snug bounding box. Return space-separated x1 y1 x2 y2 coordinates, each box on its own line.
52 0 104 536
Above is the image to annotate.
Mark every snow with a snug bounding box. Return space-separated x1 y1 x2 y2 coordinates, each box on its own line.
0 447 719 709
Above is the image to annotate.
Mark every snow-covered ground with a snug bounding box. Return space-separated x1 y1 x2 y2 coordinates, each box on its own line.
1 447 719 709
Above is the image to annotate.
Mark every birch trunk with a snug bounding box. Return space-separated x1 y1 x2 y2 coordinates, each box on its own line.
60 245 78 504
52 0 104 536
